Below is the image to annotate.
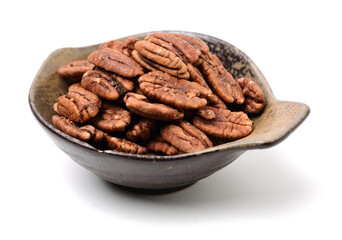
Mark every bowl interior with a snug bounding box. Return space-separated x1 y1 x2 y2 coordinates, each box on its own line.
29 31 310 158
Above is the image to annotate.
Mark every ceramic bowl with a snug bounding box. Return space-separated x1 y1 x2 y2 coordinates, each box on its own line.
29 31 310 193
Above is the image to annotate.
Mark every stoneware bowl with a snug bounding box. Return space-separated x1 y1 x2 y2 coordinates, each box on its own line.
29 31 310 193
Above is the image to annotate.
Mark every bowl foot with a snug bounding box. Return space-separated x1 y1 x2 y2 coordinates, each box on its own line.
113 183 195 195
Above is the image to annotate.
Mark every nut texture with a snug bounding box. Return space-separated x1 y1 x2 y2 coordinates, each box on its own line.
187 63 227 109
138 71 210 109
52 115 104 142
147 136 182 155
124 92 184 121
81 68 134 101
238 77 265 114
193 106 253 140
170 33 210 56
146 32 199 63
99 38 139 57
200 53 245 104
125 118 156 142
134 40 189 79
88 48 144 77
53 83 101 123
104 134 147 154
90 101 131 132
58 60 94 82
161 120 212 153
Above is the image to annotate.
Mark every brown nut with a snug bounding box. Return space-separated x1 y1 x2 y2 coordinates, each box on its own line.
100 40 125 51
131 50 158 72
161 120 212 153
58 60 94 82
193 106 253 140
124 92 184 121
200 53 245 104
169 33 210 56
134 40 189 79
81 69 134 101
197 108 216 120
146 32 199 63
147 136 182 155
90 101 131 133
87 48 144 77
238 77 265 114
187 63 227 109
125 118 157 142
52 115 103 142
53 83 101 123
104 134 147 154
138 71 210 109
100 38 139 57
122 37 139 56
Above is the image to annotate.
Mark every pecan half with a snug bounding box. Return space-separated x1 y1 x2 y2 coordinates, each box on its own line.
138 71 210 109
134 40 189 79
147 136 182 155
58 60 94 82
99 40 125 52
131 50 158 72
53 83 101 123
90 101 131 132
124 92 184 121
125 118 156 142
81 69 134 101
87 48 144 77
123 37 139 56
146 32 199 63
169 33 210 56
193 106 253 140
187 63 227 109
237 78 265 114
104 134 147 154
100 38 139 57
161 120 212 153
200 53 245 104
52 115 103 142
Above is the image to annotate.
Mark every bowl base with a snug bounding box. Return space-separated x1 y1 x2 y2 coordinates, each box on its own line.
113 183 195 195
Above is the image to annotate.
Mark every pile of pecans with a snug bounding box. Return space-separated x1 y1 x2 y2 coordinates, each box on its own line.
53 32 265 155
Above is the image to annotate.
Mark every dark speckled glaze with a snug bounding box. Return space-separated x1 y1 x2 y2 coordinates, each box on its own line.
29 31 310 193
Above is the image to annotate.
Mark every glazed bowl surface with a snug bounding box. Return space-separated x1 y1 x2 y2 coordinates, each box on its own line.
29 31 310 192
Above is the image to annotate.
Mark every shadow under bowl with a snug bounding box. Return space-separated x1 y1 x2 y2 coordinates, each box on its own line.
29 31 310 193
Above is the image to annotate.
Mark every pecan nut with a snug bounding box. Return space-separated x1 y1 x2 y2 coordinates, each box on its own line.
53 83 101 123
124 92 184 121
125 118 156 142
237 78 265 114
104 134 147 154
187 63 227 109
58 60 94 82
138 71 210 109
90 101 131 132
160 120 212 153
146 32 199 63
147 136 182 155
200 53 245 104
81 69 134 101
193 106 253 140
52 115 103 142
169 33 210 56
87 48 144 77
134 40 189 79
99 37 139 57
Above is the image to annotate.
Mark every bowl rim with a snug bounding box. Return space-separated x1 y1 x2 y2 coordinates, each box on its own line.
28 30 310 161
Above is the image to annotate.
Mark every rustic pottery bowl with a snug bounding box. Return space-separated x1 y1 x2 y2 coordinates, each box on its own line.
29 31 310 193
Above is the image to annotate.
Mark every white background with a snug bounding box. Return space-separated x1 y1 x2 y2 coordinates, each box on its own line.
1 0 341 239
